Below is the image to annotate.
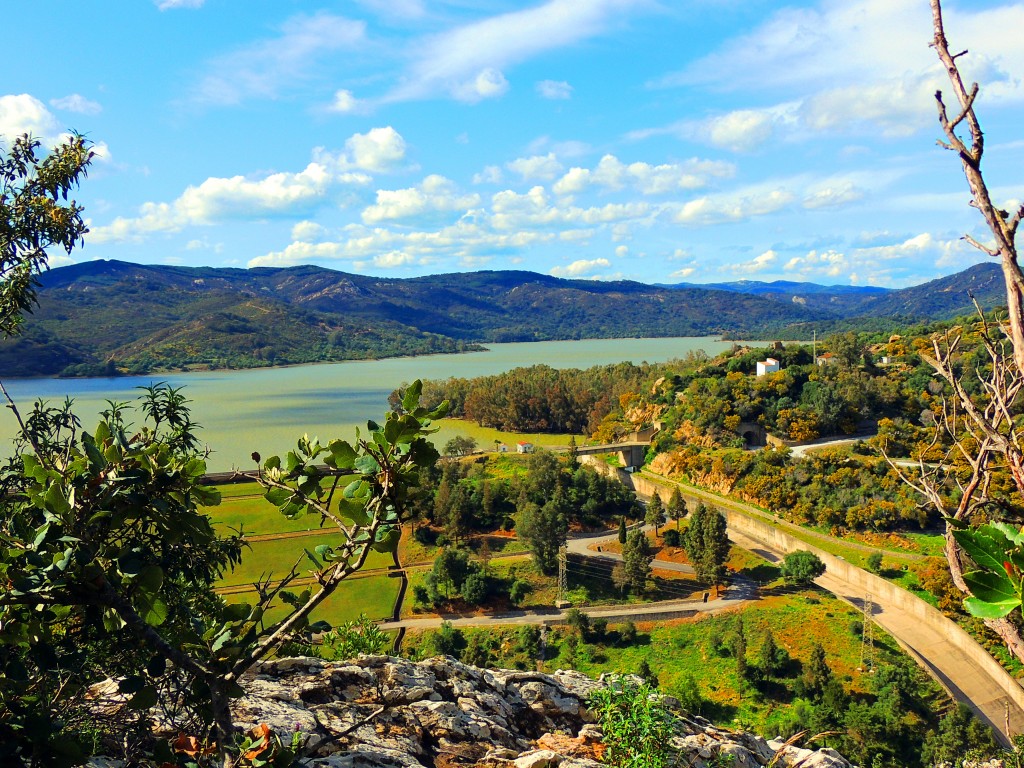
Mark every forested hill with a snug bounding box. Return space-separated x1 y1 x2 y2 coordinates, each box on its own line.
0 259 1004 377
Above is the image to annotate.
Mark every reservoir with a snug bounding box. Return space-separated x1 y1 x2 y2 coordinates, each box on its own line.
0 336 739 471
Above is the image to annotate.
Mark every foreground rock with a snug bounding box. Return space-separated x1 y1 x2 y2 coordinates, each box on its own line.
225 655 854 768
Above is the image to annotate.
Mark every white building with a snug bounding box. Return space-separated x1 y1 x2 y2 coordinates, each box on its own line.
516 441 534 454
756 358 780 376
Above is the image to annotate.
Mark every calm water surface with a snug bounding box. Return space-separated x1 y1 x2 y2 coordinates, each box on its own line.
1 337 739 471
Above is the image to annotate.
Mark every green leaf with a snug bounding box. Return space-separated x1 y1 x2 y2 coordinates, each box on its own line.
222 602 252 622
953 526 1011 573
964 568 1019 606
127 685 158 711
43 483 71 517
371 527 400 553
328 440 358 470
263 455 282 471
964 596 1018 619
355 454 379 474
139 595 169 627
402 380 423 412
265 487 292 507
336 497 370 526
147 654 167 678
991 521 1024 547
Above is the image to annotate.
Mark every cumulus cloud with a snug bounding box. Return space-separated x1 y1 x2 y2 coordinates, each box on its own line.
382 0 644 103
192 12 366 106
673 188 795 226
362 175 480 224
781 232 973 284
92 162 333 243
291 221 327 242
550 258 611 278
249 218 558 268
314 126 407 173
553 154 734 196
473 165 504 185
490 186 651 231
507 152 564 182
731 249 778 274
537 80 573 99
50 94 102 115
0 94 63 145
91 128 404 244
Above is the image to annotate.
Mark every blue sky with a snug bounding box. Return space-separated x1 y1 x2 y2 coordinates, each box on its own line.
4 0 1023 287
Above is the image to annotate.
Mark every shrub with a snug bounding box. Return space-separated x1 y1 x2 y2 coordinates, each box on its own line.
662 528 681 547
509 579 532 606
589 676 676 768
780 550 826 584
618 621 638 646
867 551 883 573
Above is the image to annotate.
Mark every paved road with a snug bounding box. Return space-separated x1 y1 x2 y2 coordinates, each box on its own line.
380 528 754 632
654 478 1024 745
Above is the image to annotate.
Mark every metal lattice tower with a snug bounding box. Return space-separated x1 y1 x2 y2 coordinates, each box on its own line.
860 593 875 672
557 545 568 607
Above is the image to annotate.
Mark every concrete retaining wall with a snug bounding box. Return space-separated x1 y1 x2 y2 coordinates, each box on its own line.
581 456 1024 718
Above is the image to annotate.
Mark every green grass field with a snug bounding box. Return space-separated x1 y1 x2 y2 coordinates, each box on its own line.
225 572 401 626
436 419 576 449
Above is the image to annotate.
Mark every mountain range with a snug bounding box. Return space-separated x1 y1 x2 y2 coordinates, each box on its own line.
0 259 1005 378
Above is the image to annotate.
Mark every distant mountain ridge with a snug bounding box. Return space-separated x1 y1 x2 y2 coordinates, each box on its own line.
0 259 1005 378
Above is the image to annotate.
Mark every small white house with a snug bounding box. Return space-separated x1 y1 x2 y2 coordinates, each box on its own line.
516 441 534 454
496 443 509 453
816 353 836 366
756 358 780 376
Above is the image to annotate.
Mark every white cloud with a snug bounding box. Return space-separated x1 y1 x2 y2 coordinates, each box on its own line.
537 80 573 99
673 188 795 226
291 221 327 242
615 245 629 258
92 162 333 243
250 218 558 268
732 249 778 274
452 68 509 103
553 154 734 196
473 165 504 185
192 13 366 106
650 0 1024 142
328 89 363 114
157 0 204 8
490 186 651 231
0 94 62 145
506 152 563 181
382 0 644 103
550 258 611 278
669 267 695 279
703 109 786 152
802 180 864 209
362 175 480 223
49 94 102 115
90 129 402 244
314 126 407 173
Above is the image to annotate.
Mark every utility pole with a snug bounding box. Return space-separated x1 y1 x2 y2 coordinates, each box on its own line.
813 329 817 363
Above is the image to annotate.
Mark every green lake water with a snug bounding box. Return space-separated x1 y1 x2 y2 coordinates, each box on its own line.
1 337 742 471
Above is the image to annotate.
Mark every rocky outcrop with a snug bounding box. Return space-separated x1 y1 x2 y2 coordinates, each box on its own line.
223 655 855 768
